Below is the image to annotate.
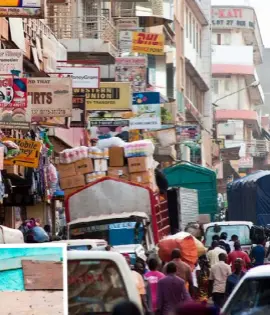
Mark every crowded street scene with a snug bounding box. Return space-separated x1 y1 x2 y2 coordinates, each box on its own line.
0 0 270 314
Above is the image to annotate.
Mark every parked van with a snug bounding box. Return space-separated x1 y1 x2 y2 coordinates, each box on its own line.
68 250 142 314
222 265 270 315
0 225 24 244
52 239 108 250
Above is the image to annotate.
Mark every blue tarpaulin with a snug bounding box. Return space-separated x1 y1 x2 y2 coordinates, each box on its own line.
227 171 270 225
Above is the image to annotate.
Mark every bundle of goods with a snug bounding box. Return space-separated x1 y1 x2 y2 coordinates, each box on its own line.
158 232 206 270
57 138 160 199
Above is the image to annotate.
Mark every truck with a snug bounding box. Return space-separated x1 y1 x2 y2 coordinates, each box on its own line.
65 177 171 250
227 171 270 225
167 187 199 234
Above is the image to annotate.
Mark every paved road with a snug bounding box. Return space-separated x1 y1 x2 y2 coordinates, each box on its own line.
0 291 64 315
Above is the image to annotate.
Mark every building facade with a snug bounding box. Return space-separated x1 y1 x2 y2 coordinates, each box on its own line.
211 4 265 188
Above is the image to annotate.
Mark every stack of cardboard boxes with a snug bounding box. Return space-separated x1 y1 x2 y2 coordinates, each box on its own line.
108 146 158 192
57 142 159 199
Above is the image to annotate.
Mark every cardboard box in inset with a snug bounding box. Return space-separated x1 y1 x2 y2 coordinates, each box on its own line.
108 166 129 181
75 158 93 175
60 174 85 189
128 157 152 173
57 163 76 178
109 147 125 167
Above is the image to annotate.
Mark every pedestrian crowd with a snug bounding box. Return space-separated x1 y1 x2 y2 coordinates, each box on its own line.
119 232 268 315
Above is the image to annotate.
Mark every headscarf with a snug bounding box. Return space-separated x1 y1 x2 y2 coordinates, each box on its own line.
175 302 220 315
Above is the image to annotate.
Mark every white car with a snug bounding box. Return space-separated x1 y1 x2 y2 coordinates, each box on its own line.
68 250 142 315
222 265 270 315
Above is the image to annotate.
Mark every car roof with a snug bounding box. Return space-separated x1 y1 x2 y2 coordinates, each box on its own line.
243 265 270 278
204 221 253 230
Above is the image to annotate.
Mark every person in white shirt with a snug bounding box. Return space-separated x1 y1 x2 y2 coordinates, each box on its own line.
207 241 227 267
209 253 231 308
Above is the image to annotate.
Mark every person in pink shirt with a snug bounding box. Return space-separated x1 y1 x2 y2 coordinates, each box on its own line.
227 241 251 272
145 257 165 312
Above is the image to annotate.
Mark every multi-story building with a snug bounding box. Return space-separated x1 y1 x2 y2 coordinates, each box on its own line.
211 4 265 185
179 0 212 167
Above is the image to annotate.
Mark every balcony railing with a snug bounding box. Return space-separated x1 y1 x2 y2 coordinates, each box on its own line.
45 15 117 47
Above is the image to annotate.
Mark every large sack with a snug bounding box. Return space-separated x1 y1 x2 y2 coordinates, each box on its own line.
158 235 198 269
167 232 206 257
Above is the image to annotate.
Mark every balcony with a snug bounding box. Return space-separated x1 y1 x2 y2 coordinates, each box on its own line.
45 15 117 62
212 45 264 105
215 109 260 134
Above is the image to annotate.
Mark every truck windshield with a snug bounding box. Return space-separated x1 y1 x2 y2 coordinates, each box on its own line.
205 225 251 247
68 259 128 314
70 221 144 246
223 278 270 315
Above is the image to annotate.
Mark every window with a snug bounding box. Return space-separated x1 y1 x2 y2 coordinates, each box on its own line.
204 225 251 248
196 24 199 53
224 33 231 45
223 278 270 315
224 78 230 92
199 30 202 57
217 33 221 45
189 12 192 42
193 19 196 49
68 259 129 314
186 8 189 38
213 79 219 94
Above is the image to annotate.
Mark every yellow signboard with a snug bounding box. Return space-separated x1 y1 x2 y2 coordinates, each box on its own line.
4 138 42 168
132 32 164 55
81 82 132 111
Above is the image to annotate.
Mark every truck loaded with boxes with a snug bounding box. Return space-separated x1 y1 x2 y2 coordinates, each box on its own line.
57 138 159 198
57 138 170 248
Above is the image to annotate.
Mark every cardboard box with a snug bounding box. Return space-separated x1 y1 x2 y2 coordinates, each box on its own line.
94 159 108 172
64 186 84 200
60 174 85 190
4 165 19 175
75 158 93 175
129 171 155 184
128 157 152 173
57 163 76 178
109 147 125 167
108 166 129 181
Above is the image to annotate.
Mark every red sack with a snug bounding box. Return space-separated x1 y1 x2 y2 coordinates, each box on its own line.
158 235 198 269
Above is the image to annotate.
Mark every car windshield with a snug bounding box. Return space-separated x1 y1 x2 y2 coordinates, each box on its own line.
205 225 251 247
68 259 128 314
223 278 270 315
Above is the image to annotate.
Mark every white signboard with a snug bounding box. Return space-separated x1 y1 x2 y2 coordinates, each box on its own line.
56 67 100 88
178 187 199 230
212 7 255 29
119 31 133 51
238 156 253 169
0 49 23 75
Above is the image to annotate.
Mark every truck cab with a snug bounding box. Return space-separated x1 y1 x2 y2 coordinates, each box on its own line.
68 250 142 314
204 221 253 253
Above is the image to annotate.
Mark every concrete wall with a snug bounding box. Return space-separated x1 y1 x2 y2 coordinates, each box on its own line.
0 291 63 315
257 48 270 115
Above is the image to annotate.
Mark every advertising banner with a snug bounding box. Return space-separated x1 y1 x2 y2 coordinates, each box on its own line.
0 49 23 75
115 18 139 30
72 89 86 128
84 82 131 111
0 77 30 129
132 32 164 55
115 57 147 92
130 92 161 130
0 0 44 18
55 67 100 88
28 77 72 117
4 137 42 168
119 31 133 51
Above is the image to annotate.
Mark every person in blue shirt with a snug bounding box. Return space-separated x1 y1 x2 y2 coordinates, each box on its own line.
225 258 245 297
250 240 265 267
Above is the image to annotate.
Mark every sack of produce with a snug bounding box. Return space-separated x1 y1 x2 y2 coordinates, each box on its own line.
158 234 197 269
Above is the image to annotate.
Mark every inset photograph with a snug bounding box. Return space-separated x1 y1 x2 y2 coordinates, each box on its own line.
0 243 67 315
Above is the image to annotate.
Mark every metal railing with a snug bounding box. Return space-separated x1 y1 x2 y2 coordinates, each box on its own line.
45 15 117 47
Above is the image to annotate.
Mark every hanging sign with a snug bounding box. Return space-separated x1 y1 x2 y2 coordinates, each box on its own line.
4 137 42 168
132 32 164 55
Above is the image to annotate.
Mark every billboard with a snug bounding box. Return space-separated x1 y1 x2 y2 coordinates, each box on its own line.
28 77 72 117
0 0 44 18
132 32 164 55
115 57 147 92
55 66 100 88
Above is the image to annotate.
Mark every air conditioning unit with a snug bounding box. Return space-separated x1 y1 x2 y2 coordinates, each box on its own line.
217 122 236 136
